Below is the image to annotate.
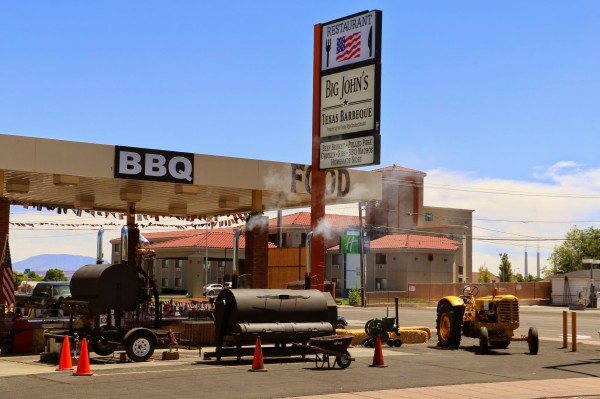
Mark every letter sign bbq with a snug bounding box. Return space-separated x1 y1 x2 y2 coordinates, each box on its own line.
114 145 194 184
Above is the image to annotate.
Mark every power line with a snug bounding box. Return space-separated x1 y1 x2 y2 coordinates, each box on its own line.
381 177 600 199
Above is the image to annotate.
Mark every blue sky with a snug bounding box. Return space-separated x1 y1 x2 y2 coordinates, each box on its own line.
2 2 600 275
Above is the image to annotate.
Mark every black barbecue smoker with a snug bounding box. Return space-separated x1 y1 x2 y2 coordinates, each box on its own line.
204 288 338 361
51 226 166 362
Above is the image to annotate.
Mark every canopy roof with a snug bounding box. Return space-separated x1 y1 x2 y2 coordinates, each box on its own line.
0 134 382 217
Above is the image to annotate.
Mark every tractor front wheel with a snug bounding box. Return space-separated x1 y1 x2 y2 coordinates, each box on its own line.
528 327 539 355
479 326 489 354
436 303 462 348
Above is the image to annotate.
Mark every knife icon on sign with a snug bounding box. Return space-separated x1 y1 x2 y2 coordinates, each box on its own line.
368 26 372 57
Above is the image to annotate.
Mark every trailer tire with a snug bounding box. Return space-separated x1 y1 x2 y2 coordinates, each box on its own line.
126 330 155 362
90 339 117 356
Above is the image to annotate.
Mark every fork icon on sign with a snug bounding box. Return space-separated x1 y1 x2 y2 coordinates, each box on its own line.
325 39 331 67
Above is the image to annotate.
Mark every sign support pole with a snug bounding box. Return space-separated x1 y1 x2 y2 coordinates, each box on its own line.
310 23 325 291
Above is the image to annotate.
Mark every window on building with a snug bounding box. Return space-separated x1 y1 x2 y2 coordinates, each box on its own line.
162 259 169 270
450 234 457 240
332 254 343 265
375 278 387 290
174 277 181 288
161 278 168 287
175 260 183 271
268 233 287 247
425 213 433 222
376 253 387 265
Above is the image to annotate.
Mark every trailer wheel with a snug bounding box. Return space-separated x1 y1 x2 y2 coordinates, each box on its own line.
336 352 352 369
126 331 155 362
90 339 117 356
528 327 539 355
394 338 403 347
479 326 489 354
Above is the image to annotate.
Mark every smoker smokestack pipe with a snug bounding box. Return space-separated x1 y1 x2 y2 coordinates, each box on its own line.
232 229 241 288
305 231 313 289
121 225 129 262
96 227 104 264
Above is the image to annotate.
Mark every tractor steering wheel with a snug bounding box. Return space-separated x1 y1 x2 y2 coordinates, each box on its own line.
462 285 479 297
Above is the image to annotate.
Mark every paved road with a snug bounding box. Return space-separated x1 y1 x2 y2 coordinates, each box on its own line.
0 306 598 399
340 305 600 344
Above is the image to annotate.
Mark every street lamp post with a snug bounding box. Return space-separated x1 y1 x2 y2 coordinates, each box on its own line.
358 202 366 307
582 259 599 308
582 259 599 280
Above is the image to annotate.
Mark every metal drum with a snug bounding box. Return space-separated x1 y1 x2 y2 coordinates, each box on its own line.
64 263 141 314
214 289 337 347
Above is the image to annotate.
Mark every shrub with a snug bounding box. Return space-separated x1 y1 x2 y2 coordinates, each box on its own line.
348 287 361 306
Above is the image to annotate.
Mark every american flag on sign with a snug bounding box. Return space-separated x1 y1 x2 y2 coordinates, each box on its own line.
336 32 361 62
1 239 15 307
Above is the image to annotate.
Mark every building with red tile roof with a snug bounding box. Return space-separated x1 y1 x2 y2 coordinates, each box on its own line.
109 164 473 297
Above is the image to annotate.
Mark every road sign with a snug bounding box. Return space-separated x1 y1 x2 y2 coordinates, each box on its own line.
317 10 382 169
321 10 381 71
320 64 379 138
320 135 380 169
340 232 370 254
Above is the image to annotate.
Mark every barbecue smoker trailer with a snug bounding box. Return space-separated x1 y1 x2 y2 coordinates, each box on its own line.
57 262 165 362
204 289 338 361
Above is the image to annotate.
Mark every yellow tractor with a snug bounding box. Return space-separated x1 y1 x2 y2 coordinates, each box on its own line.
436 285 539 354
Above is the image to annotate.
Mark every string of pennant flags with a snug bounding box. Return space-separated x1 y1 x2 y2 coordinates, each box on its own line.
8 200 250 230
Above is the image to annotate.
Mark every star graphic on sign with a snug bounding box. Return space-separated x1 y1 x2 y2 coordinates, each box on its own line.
343 99 348 105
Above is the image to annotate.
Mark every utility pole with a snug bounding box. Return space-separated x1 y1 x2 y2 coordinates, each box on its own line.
359 202 366 307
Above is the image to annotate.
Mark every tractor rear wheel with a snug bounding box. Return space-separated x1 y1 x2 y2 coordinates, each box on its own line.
436 303 462 348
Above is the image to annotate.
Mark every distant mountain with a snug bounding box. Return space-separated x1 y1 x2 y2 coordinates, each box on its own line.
12 254 99 273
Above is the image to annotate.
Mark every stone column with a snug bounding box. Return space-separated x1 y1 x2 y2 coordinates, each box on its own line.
244 214 268 288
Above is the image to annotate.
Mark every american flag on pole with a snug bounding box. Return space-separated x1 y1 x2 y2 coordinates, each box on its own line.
336 32 361 62
1 238 15 308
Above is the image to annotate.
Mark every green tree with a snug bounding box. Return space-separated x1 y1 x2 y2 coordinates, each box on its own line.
526 274 543 282
12 271 25 287
477 266 493 283
44 268 68 281
27 271 44 281
498 253 513 282
545 226 600 276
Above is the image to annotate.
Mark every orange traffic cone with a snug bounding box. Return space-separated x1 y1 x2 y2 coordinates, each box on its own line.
73 338 94 376
56 335 74 371
369 336 387 368
248 336 267 372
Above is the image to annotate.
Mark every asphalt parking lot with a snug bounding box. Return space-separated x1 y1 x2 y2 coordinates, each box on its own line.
0 333 598 399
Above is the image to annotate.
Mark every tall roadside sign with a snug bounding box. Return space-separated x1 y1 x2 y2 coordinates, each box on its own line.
319 10 382 169
311 10 382 291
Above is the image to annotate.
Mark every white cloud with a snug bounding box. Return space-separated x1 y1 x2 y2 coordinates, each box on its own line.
425 164 600 275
